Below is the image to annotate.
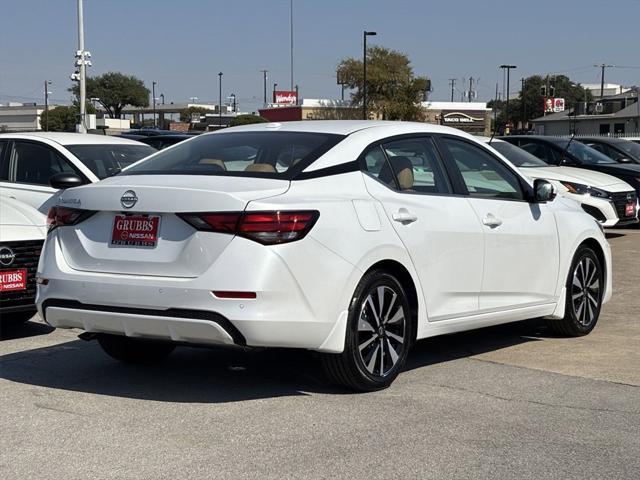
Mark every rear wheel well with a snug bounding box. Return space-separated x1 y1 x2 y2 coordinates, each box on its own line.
362 260 419 341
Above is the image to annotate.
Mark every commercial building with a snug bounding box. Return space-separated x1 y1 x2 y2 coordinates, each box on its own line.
0 102 50 131
259 99 492 135
532 87 640 136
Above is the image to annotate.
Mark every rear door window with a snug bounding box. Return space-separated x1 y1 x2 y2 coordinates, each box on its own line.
381 138 450 194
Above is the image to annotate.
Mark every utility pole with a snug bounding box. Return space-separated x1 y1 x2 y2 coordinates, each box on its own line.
152 81 157 127
273 83 278 103
260 70 268 107
363 31 377 120
449 78 456 102
218 72 223 127
500 65 517 133
43 80 51 132
468 77 473 102
594 64 615 98
290 0 294 91
295 85 299 105
521 77 527 131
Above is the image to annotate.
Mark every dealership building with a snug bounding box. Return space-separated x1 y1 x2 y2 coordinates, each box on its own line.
259 98 492 135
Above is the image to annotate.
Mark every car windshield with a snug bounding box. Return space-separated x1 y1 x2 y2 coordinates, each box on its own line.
123 131 344 178
490 141 550 167
66 144 156 179
617 140 640 159
563 141 617 165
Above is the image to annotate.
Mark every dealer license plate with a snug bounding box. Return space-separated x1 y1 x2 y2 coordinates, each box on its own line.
111 214 160 247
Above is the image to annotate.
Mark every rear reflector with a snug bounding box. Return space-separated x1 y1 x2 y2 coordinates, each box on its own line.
179 210 319 245
212 291 257 299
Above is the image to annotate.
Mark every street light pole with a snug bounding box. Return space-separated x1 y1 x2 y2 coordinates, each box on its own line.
77 0 87 132
500 64 517 133
363 30 377 120
261 70 268 107
218 72 223 127
152 81 157 127
44 80 51 131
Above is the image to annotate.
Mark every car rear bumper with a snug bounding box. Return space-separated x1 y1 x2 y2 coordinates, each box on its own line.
36 233 359 353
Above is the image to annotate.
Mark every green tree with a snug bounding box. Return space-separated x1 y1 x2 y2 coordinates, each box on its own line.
40 106 77 132
229 114 269 127
336 46 430 121
70 72 149 119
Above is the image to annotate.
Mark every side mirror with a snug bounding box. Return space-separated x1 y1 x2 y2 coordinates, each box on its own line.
533 179 556 203
49 172 85 189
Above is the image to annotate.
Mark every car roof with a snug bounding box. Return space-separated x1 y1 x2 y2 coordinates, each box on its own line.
212 120 467 136
500 135 567 145
575 137 630 145
0 131 146 146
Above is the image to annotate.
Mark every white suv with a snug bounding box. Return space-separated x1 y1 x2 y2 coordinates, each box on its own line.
0 132 155 213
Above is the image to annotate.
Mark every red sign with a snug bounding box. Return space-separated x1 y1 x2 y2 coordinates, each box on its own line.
544 97 565 113
111 215 160 247
274 90 298 105
0 269 27 292
625 203 636 217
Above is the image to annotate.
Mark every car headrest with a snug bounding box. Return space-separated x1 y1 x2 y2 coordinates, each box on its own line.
199 159 227 171
245 163 277 173
379 156 414 190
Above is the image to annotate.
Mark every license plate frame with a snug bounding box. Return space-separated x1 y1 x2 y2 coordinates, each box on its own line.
0 268 27 292
111 214 161 248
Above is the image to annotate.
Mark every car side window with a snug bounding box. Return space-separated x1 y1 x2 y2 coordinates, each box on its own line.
381 138 450 194
442 137 524 200
362 145 397 188
9 141 76 186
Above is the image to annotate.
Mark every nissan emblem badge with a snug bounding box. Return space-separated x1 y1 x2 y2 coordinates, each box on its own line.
0 246 16 266
120 190 138 209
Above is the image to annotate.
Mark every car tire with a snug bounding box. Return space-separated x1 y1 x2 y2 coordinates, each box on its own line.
322 269 414 392
547 246 604 337
97 334 176 364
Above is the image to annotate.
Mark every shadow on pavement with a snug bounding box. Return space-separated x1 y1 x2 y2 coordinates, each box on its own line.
0 319 55 341
0 319 552 403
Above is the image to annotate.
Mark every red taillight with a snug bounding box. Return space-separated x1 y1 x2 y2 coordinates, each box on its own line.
179 210 319 245
47 206 95 230
212 291 257 299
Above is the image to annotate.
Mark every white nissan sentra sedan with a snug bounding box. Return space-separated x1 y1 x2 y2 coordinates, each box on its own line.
36 121 612 391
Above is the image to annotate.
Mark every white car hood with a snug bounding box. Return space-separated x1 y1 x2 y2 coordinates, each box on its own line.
0 196 47 227
520 166 633 192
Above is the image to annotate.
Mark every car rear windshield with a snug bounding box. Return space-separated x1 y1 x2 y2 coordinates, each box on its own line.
66 144 156 179
123 131 344 179
490 141 549 167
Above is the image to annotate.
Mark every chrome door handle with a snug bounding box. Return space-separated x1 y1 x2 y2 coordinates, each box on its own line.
482 214 503 228
392 209 418 224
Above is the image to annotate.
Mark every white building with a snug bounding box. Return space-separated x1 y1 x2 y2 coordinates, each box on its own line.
0 102 49 131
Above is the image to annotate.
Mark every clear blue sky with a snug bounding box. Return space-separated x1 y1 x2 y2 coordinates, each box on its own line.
1 0 639 112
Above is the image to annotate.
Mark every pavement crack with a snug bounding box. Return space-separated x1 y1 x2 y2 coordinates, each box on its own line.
34 402 89 417
431 382 640 416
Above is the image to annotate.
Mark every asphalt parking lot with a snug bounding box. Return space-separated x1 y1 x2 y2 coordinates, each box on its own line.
1 230 638 480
